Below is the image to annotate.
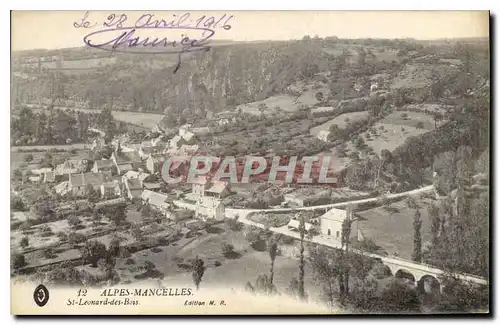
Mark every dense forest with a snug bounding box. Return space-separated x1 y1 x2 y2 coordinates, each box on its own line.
11 107 125 146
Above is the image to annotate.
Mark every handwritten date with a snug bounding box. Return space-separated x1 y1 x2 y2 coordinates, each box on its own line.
73 12 233 31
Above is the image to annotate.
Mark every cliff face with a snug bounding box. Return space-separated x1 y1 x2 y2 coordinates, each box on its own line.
12 41 332 116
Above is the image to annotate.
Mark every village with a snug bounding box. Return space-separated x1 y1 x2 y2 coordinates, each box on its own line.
14 117 361 245
10 26 490 313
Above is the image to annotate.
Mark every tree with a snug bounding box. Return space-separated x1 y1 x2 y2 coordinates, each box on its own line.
354 136 365 150
144 260 156 274
286 277 300 297
297 213 306 300
428 203 440 248
309 246 338 307
24 153 34 162
12 253 26 270
328 124 342 141
109 204 127 226
86 184 100 203
221 242 234 255
131 223 143 241
340 211 353 303
20 236 29 248
191 256 206 291
412 209 422 262
68 215 82 229
108 237 121 258
11 196 25 211
401 112 409 120
268 235 278 285
380 279 421 312
82 240 107 267
315 92 324 102
357 48 367 66
255 274 276 294
406 196 418 209
225 216 242 231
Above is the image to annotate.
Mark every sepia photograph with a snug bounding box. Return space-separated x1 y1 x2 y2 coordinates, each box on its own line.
9 10 491 315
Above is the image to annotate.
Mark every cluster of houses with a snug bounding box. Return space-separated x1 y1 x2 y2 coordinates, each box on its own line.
26 123 234 223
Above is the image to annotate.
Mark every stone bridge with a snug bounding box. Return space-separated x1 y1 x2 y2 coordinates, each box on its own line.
366 254 488 293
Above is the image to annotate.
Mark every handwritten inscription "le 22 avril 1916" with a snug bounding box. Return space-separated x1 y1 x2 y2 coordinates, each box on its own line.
74 11 234 72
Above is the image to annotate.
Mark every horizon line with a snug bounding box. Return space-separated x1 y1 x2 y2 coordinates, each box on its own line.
12 36 490 54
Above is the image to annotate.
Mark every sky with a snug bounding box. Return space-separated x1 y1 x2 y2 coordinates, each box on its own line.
11 11 489 51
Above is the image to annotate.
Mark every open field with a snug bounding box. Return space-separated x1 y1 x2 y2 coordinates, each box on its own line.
71 107 165 129
25 106 165 129
310 111 370 136
381 111 440 130
357 196 434 259
237 81 330 116
20 57 117 70
343 111 439 156
357 123 429 154
11 143 88 153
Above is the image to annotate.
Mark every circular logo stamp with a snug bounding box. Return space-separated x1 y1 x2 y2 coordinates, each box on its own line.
33 284 49 307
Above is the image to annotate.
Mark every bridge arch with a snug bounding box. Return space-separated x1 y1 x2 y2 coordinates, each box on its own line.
417 274 441 295
394 268 416 283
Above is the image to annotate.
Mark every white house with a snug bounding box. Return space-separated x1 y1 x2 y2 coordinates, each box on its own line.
205 181 231 199
122 170 151 183
146 154 166 174
55 160 87 175
124 178 143 200
100 180 121 199
142 189 170 216
287 218 315 233
317 130 331 142
191 176 210 197
191 126 211 136
195 196 225 221
139 145 165 160
319 206 359 240
54 181 70 196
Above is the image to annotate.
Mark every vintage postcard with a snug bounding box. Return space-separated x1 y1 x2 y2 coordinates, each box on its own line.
10 11 490 315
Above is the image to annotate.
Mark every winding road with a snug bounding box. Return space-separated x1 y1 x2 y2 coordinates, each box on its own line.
225 184 487 286
225 185 435 218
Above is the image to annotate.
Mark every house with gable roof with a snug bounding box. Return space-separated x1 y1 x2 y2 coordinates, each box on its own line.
205 180 231 199
92 159 115 173
141 189 170 216
125 178 143 200
100 180 121 198
68 171 113 196
146 153 166 174
111 149 144 175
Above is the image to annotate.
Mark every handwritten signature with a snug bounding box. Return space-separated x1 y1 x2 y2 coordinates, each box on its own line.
75 12 234 73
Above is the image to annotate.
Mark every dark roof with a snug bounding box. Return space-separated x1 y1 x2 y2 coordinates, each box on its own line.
95 159 114 169
143 182 162 190
141 146 164 155
85 173 107 186
44 171 56 182
206 182 228 194
69 172 111 187
102 180 119 188
118 163 133 172
115 150 141 164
